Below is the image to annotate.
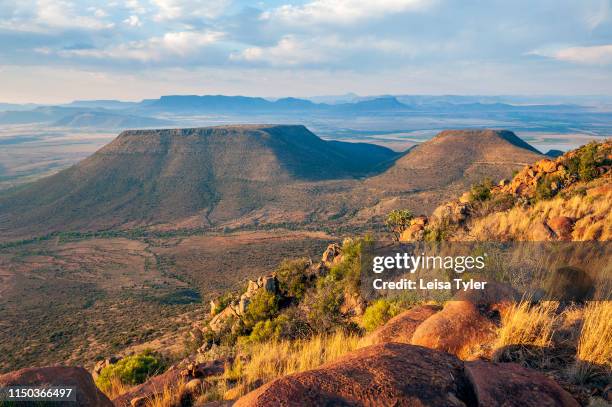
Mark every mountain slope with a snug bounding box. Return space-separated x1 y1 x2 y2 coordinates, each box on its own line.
0 125 398 236
367 129 543 193
404 140 611 242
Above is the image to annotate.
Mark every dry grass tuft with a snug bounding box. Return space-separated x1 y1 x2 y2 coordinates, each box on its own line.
572 301 612 382
221 331 373 399
493 301 559 363
467 188 611 241
100 375 132 400
143 379 188 407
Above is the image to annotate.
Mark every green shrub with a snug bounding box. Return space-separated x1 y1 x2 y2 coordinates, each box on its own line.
276 258 311 301
360 299 402 332
469 178 493 202
578 143 598 182
385 209 414 240
304 282 344 333
243 290 280 329
535 174 562 201
95 350 166 392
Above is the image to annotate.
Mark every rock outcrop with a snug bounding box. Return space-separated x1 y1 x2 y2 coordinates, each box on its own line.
0 366 113 407
410 140 611 242
411 300 497 357
465 360 580 407
208 243 344 333
235 343 580 407
92 356 121 380
234 343 471 406
113 359 227 407
369 304 440 344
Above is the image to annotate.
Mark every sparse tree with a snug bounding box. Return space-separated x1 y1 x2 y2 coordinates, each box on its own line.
385 209 414 241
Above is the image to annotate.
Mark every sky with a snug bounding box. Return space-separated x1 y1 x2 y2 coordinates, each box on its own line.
0 0 611 103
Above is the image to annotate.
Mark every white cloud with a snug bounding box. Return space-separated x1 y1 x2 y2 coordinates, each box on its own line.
35 0 114 30
57 30 224 61
151 0 230 21
532 44 612 65
555 45 612 64
261 0 432 25
231 35 416 66
126 0 147 14
124 15 142 27
231 36 327 66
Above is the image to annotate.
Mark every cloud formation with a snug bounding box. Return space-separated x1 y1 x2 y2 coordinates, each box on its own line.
0 0 611 101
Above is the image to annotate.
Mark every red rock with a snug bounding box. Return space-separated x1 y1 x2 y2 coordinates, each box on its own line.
368 304 441 344
234 343 469 407
547 216 575 240
0 366 112 407
465 360 579 407
537 159 558 173
113 359 226 407
454 281 519 313
411 300 496 357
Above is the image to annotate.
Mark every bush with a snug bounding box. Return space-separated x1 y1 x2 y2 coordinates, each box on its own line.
276 259 311 301
95 350 166 393
385 209 414 240
304 282 344 333
578 143 598 182
360 299 402 331
535 174 562 201
566 142 600 182
243 290 280 330
469 178 493 202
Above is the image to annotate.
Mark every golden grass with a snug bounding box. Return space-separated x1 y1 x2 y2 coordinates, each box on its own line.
143 379 188 407
220 331 373 399
467 189 611 241
572 301 612 382
493 301 559 361
99 375 132 400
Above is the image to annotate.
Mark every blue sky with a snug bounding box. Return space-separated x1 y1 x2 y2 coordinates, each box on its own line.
0 0 611 103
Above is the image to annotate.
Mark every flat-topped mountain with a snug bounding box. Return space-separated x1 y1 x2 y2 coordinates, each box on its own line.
0 126 545 239
0 125 398 236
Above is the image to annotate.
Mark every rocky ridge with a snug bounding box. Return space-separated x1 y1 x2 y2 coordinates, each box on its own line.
399 140 611 242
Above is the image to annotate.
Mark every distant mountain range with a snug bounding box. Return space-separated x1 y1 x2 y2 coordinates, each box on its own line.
0 125 542 239
0 94 601 130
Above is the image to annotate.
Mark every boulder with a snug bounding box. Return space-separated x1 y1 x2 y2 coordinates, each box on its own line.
369 304 441 344
0 366 113 407
209 305 239 332
399 223 425 242
465 360 579 407
454 281 520 314
537 159 558 173
234 343 470 407
411 300 496 357
547 216 575 240
321 243 342 268
545 266 594 303
258 275 277 293
92 356 121 380
339 292 366 317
